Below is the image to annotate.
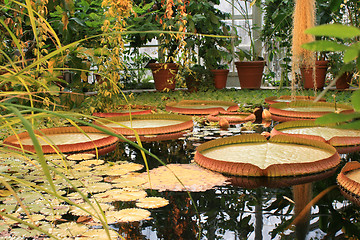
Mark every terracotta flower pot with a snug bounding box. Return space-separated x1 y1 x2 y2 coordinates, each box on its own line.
210 69 229 89
301 60 329 90
235 61 265 89
148 63 179 91
336 72 353 89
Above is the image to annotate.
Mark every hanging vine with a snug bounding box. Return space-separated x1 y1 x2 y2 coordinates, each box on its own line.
94 0 134 112
291 0 316 95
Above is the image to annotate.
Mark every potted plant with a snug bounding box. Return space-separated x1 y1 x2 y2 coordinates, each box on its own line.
300 57 329 90
182 0 238 90
183 64 212 92
233 0 265 89
125 1 182 91
328 53 355 89
202 38 234 89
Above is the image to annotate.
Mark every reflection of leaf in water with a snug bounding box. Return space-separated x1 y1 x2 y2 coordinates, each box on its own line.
136 197 169 209
140 164 228 192
70 202 114 217
104 208 151 223
50 222 88 238
67 153 96 161
79 159 104 166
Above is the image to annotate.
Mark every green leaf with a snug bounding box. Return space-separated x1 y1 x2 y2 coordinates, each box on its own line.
305 24 360 39
315 112 360 125
351 90 360 111
302 40 347 52
337 120 360 130
343 48 359 63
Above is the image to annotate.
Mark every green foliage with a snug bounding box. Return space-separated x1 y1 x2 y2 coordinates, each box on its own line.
47 0 104 46
352 90 360 111
305 24 360 129
305 24 360 39
231 0 261 61
185 0 237 69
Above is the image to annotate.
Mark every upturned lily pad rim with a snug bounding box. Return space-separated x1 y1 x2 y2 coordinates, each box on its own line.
269 101 354 122
194 134 340 177
165 100 239 115
92 105 156 118
121 131 187 142
230 167 337 188
207 111 254 123
264 95 326 105
3 126 118 155
271 120 360 153
337 162 360 206
95 113 193 136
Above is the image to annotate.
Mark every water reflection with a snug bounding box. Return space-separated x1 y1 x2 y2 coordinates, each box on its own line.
104 124 360 239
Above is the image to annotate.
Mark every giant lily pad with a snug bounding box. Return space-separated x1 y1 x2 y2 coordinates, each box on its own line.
265 95 326 105
269 101 353 122
95 114 193 142
271 120 360 153
337 162 360 206
3 126 118 156
166 100 239 115
194 134 340 177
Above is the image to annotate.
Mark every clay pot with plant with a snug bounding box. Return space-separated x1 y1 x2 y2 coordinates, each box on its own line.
233 0 265 89
184 65 212 92
126 1 185 91
300 58 329 90
184 0 237 90
202 38 234 90
327 53 355 89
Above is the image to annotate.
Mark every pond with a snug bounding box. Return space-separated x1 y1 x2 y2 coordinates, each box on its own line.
1 121 360 239
106 123 360 240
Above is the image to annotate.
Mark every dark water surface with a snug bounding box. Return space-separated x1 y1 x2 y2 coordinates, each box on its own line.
106 122 360 240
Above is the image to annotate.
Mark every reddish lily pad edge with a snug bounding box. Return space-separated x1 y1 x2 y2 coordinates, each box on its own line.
194 134 340 177
271 120 360 154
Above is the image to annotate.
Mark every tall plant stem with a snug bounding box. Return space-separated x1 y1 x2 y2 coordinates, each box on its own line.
291 0 316 98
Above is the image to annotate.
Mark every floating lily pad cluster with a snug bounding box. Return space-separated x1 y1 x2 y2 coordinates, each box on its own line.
0 154 170 239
